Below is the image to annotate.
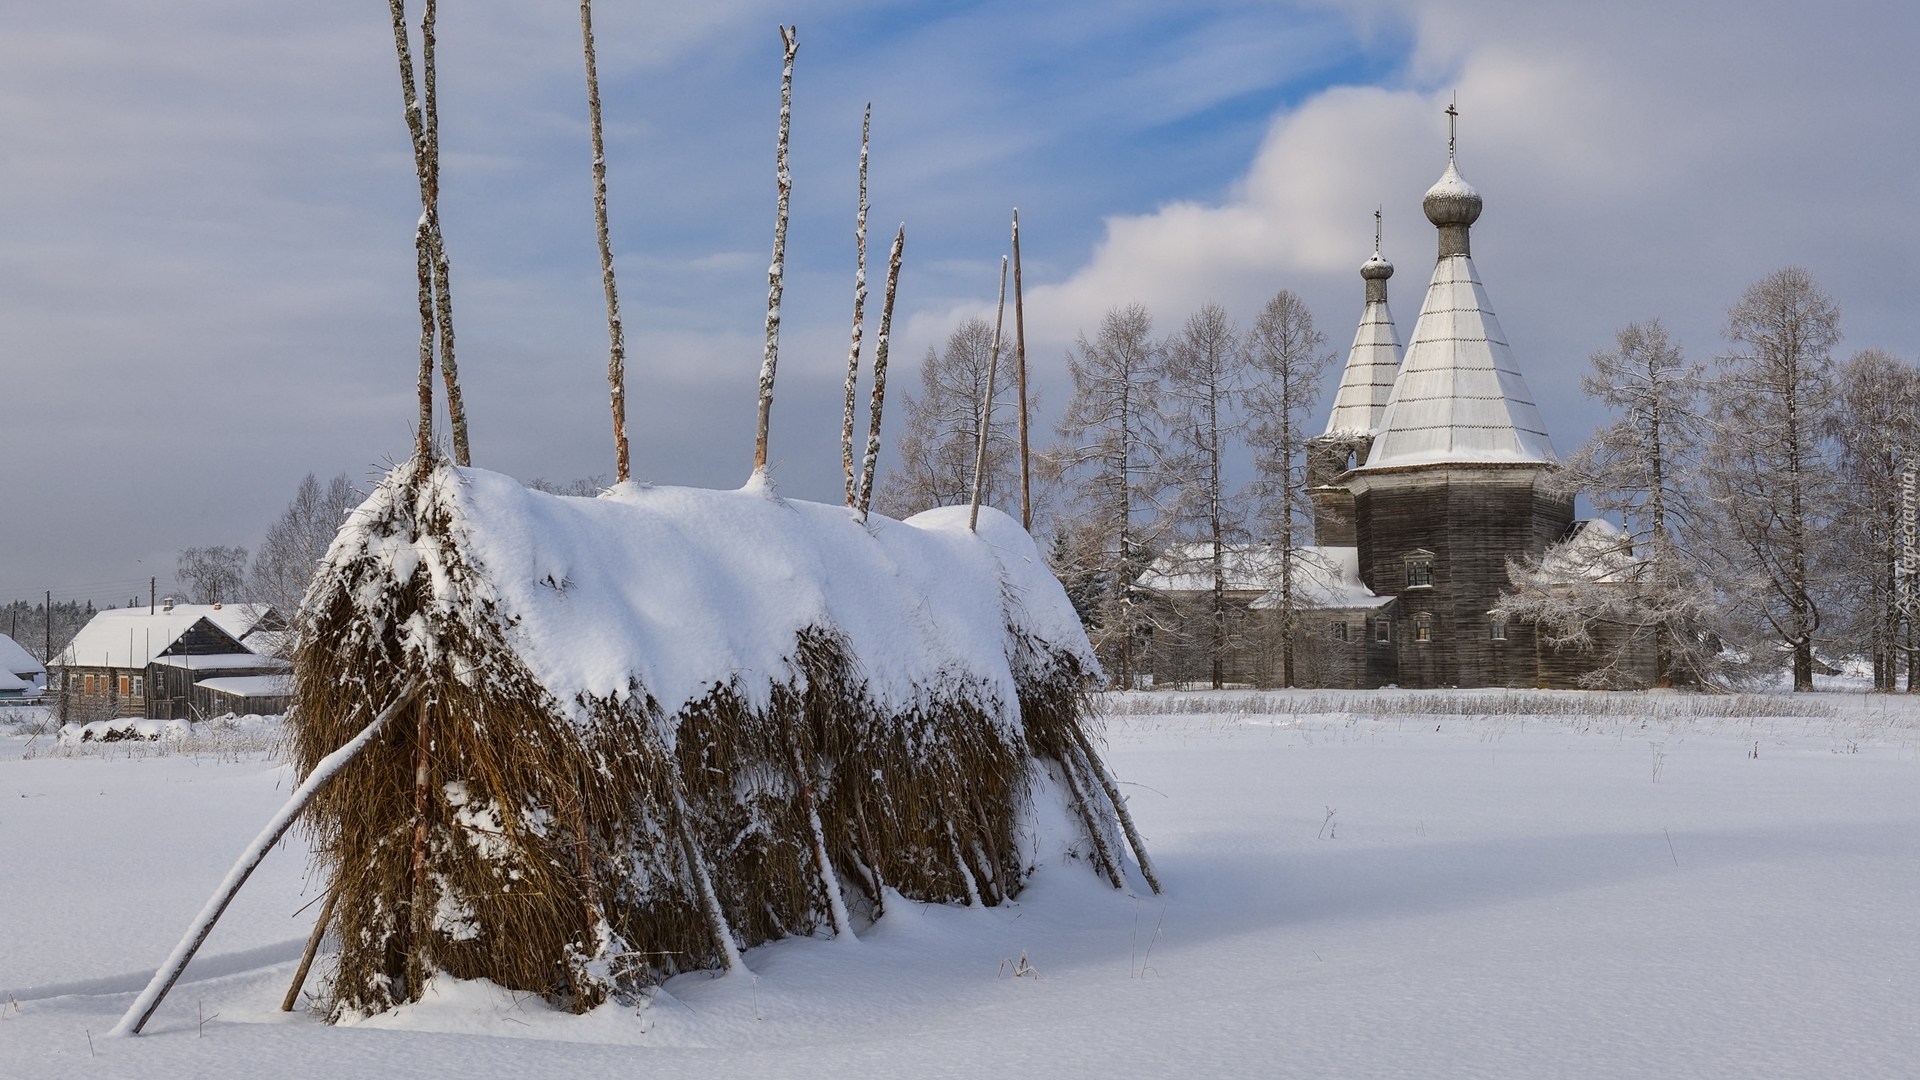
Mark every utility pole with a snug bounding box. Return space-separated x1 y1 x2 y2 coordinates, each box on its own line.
150 578 156 615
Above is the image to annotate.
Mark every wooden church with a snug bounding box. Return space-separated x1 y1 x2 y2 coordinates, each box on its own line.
1144 128 1652 690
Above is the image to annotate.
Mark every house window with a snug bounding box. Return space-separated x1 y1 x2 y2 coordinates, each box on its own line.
119 674 131 696
133 676 144 697
1406 560 1433 588
1414 614 1433 643
84 674 95 695
1374 617 1392 643
1489 616 1508 641
1332 621 1348 641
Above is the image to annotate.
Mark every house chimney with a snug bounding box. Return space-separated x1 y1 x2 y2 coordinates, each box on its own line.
162 597 175 612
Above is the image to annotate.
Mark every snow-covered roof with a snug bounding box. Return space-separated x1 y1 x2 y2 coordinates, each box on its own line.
150 652 289 672
0 668 30 692
324 466 1097 727
0 632 43 679
56 604 263 670
197 674 292 698
1136 544 1391 611
1360 163 1556 471
1322 258 1402 437
1541 519 1641 583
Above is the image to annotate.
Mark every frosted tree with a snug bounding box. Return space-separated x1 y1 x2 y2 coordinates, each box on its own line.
877 318 1017 517
1695 267 1842 691
177 546 251 606
1243 290 1331 687
1157 303 1247 688
1828 348 1920 691
250 473 360 637
1497 320 1716 686
1051 304 1167 689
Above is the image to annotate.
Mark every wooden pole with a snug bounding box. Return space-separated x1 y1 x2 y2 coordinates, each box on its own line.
280 886 339 1012
851 788 885 917
969 256 1008 532
842 105 871 507
420 0 469 467
855 225 905 520
753 26 799 476
1011 209 1031 531
114 683 421 1036
664 755 746 974
405 696 434 996
1070 725 1161 894
387 0 436 468
579 0 629 483
1057 748 1123 889
786 732 853 938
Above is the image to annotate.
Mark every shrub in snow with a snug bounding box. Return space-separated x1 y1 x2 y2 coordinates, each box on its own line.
292 462 1134 1018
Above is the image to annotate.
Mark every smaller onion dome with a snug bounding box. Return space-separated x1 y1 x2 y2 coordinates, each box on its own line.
1360 252 1394 281
1422 160 1482 228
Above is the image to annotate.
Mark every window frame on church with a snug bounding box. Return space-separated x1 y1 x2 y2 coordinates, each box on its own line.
1489 614 1508 641
1374 617 1392 643
1413 612 1434 643
1403 549 1436 590
1332 621 1349 642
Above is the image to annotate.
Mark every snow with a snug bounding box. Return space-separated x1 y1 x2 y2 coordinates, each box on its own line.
1136 544 1390 610
195 675 292 699
330 466 1094 729
150 653 286 673
58 605 277 671
3 687 1915 1077
1321 294 1402 437
0 631 46 680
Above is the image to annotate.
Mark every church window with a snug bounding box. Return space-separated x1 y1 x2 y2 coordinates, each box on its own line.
1333 621 1348 641
1404 550 1435 589
1413 613 1433 642
1374 617 1392 643
1489 616 1508 641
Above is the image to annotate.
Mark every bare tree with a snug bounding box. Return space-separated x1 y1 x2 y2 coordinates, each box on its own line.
1547 319 1712 686
876 318 1018 518
1828 348 1920 690
1157 303 1247 688
1243 290 1332 687
1696 267 1842 691
178 546 251 606
1052 303 1167 689
250 474 361 629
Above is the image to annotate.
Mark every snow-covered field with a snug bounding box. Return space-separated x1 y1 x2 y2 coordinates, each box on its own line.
4 688 1916 1078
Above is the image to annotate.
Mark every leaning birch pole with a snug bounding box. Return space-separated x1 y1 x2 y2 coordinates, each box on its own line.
1070 725 1161 894
752 26 799 476
786 733 854 938
386 0 437 468
279 886 339 1012
404 697 435 994
419 0 470 466
968 255 1009 531
855 225 906 520
1011 209 1031 531
664 755 747 974
841 105 871 506
579 0 629 482
114 684 422 1036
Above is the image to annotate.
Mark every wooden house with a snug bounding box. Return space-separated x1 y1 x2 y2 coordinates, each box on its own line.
54 601 289 722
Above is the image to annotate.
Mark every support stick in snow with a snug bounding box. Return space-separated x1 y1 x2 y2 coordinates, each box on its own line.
405 696 434 995
842 104 871 506
280 886 339 1012
1058 748 1123 889
665 756 746 974
412 221 437 469
1071 725 1161 894
114 684 421 1036
968 255 1009 532
944 819 983 907
851 789 886 917
753 25 799 476
579 0 628 483
1011 209 1031 531
855 225 906 520
786 733 854 938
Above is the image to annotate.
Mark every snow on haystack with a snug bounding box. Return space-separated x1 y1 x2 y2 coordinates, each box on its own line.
292 461 1130 1019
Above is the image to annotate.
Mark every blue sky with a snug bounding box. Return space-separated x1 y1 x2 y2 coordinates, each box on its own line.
2 0 1915 606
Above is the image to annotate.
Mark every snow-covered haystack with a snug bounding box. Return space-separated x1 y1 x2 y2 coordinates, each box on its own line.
292 462 1115 1018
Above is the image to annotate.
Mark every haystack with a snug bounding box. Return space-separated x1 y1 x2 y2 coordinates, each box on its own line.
290 460 1136 1017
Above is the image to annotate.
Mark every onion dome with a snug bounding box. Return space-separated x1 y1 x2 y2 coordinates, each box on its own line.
1422 160 1482 227
1360 252 1394 281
